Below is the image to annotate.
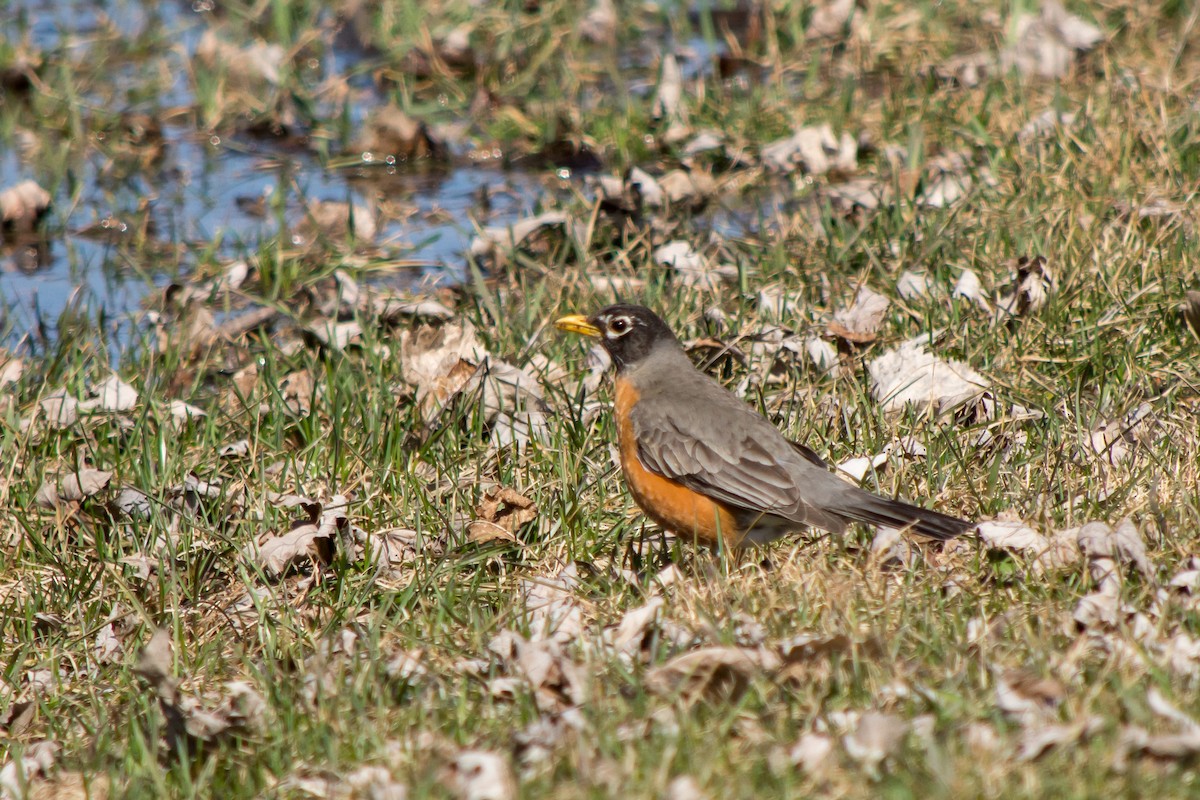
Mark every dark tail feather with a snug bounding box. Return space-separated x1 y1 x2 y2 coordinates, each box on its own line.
843 491 973 541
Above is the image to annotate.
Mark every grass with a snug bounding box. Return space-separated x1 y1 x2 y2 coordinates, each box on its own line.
2 0 1200 797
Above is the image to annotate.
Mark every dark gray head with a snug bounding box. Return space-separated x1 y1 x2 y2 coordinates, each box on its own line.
554 304 680 371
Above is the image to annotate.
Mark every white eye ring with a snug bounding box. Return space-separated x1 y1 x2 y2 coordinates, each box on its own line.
606 316 633 338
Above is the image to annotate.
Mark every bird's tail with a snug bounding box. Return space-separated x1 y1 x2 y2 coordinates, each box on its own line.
842 490 974 541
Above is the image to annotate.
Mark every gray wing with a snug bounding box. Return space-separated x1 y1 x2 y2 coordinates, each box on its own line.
630 395 850 533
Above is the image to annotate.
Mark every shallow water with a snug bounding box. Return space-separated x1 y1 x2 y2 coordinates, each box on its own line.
0 0 546 345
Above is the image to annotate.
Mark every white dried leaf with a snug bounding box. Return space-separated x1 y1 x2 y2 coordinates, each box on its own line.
896 270 931 300
248 497 348 578
607 597 664 657
995 256 1055 318
808 0 855 38
219 439 251 458
469 212 585 259
994 669 1063 725
652 241 733 289
762 123 856 175
78 375 139 413
831 286 889 339
1073 588 1124 629
168 400 207 422
39 391 79 429
579 0 616 43
999 1 1104 79
1017 717 1102 761
953 269 988 308
0 740 60 798
1077 518 1153 582
788 732 835 773
1019 108 1078 142
520 564 583 644
0 179 51 230
805 337 839 376
450 751 516 800
843 712 907 776
94 622 123 665
837 451 889 482
0 354 24 390
868 337 988 413
664 776 708 800
976 519 1047 553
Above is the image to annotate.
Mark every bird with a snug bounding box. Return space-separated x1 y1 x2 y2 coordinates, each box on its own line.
555 304 974 549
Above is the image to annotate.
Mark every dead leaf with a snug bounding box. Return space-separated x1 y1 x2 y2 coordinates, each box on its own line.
0 180 51 232
994 668 1064 726
448 750 516 800
995 256 1055 318
999 0 1103 79
652 241 735 289
975 519 1046 553
1085 402 1154 466
843 712 907 776
470 486 536 540
652 54 688 143
606 597 664 660
35 467 112 508
868 337 988 414
829 286 889 343
355 104 445 163
468 212 586 261
762 124 857 175
580 0 617 43
519 564 584 643
247 496 349 578
787 732 835 774
299 200 377 243
808 0 855 38
1077 518 1154 584
195 29 284 89
0 741 61 799
664 776 708 800
38 390 79 429
1017 717 1103 761
645 647 768 705
896 271 932 301
0 354 24 390
77 375 138 413
1019 108 1077 142
400 320 488 422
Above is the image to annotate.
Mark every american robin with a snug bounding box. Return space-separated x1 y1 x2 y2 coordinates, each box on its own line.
555 304 973 548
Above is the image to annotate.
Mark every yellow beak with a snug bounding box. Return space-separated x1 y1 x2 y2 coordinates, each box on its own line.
554 314 601 338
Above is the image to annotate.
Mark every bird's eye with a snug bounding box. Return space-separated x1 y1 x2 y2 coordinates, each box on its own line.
609 317 630 335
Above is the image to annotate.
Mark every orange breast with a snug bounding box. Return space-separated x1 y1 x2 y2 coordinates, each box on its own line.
614 377 742 548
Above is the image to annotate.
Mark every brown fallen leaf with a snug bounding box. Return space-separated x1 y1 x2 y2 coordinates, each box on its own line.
34 467 112 508
355 104 445 163
645 647 768 705
467 486 537 545
1017 717 1103 762
247 496 349 578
